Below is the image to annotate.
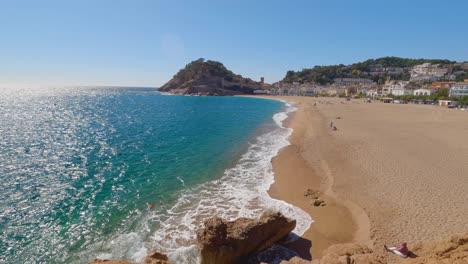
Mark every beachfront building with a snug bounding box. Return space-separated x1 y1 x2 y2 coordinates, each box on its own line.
449 83 468 97
253 89 268 94
366 89 380 97
299 87 315 96
288 88 299 96
432 81 456 89
383 80 411 96
313 86 329 95
413 89 433 96
438 100 458 107
270 87 283 95
333 78 374 86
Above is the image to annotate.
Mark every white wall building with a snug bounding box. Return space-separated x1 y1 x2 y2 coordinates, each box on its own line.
449 83 468 97
383 80 411 96
413 89 433 96
410 63 448 82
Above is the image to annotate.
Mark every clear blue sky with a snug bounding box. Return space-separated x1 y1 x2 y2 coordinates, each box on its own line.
1 0 467 87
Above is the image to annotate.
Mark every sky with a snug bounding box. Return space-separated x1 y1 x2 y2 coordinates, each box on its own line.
1 0 467 87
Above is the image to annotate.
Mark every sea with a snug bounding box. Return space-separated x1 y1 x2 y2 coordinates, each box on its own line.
0 86 312 264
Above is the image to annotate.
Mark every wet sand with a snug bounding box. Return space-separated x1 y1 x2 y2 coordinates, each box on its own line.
259 96 468 260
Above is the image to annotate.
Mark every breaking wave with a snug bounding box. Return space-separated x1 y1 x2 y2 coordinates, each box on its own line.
100 101 313 263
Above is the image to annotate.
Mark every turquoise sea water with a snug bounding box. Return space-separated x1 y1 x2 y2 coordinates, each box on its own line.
0 87 312 263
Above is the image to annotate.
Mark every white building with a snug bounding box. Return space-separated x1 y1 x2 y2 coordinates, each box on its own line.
449 83 468 97
299 87 315 96
288 88 299 96
383 80 411 96
366 89 380 97
270 87 282 95
410 63 448 82
413 89 433 96
333 78 374 85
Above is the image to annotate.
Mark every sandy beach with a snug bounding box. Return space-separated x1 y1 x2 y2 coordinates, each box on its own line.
262 96 468 261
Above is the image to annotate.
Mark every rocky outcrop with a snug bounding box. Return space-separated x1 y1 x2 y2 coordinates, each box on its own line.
143 252 173 264
159 58 263 95
280 233 468 264
88 217 467 264
404 233 468 264
89 260 133 264
88 252 172 264
197 210 296 264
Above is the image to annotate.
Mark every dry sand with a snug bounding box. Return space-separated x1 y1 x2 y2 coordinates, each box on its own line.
261 96 468 260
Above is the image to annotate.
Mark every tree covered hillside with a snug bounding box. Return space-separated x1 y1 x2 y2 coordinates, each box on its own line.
159 58 261 95
282 57 458 85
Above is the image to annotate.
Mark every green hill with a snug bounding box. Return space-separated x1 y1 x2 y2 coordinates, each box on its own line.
159 58 262 95
282 57 459 85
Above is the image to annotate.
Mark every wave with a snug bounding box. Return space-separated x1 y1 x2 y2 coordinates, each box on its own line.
98 101 313 263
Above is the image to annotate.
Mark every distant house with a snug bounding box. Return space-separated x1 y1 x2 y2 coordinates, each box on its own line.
270 87 282 95
410 63 448 82
382 80 411 96
381 97 393 103
438 100 458 107
333 78 374 85
449 83 468 97
288 88 299 96
366 89 380 97
253 90 267 94
432 81 455 89
299 87 315 96
413 89 433 96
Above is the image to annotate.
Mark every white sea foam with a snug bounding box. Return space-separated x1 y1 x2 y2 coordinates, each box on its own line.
104 101 312 263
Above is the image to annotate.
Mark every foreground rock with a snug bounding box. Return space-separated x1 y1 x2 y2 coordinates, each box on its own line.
197 210 296 264
88 251 172 264
404 233 468 264
319 243 385 264
89 260 133 264
143 252 173 264
280 233 468 264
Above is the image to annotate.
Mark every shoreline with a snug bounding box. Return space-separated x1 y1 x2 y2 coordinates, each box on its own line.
245 95 468 262
242 95 370 259
260 96 369 259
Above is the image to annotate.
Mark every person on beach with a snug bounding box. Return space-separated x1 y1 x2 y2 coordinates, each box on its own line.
330 121 333 128
384 242 409 258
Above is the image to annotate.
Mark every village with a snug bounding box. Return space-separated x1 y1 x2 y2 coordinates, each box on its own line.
255 62 468 109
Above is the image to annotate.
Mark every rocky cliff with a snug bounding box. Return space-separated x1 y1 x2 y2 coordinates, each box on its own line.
89 212 468 264
197 210 296 264
159 59 263 95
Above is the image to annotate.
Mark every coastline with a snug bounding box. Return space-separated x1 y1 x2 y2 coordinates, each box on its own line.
246 95 367 259
244 95 468 262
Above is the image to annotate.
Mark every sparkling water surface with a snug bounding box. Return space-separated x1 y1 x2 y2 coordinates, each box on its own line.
0 87 311 264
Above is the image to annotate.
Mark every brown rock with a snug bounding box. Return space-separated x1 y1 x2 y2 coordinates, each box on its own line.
197 210 296 264
320 243 373 264
144 251 173 264
313 199 324 207
350 254 386 264
404 233 468 264
323 243 373 257
316 233 468 264
88 259 133 264
88 251 172 264
304 189 322 199
280 256 313 264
